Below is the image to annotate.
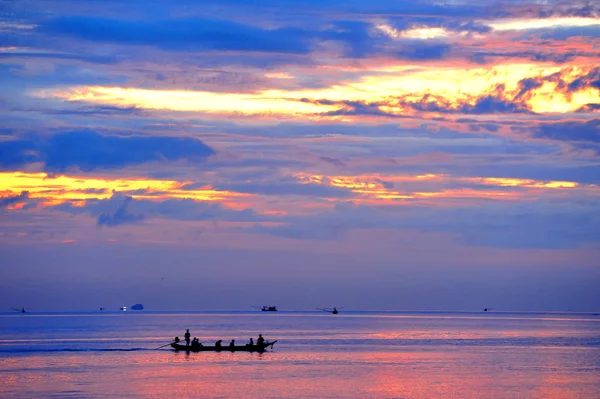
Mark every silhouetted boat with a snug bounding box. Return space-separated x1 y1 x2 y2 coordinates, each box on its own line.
171 341 277 352
253 305 278 311
317 307 343 314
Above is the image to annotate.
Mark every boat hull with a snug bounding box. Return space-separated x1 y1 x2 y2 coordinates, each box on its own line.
171 341 277 352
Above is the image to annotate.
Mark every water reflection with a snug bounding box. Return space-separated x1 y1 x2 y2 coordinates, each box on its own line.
1 348 599 398
1 312 599 398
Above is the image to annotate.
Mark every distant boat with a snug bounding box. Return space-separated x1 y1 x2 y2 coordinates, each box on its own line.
170 341 277 352
318 307 343 314
253 305 278 311
131 304 144 311
120 306 127 311
11 307 27 313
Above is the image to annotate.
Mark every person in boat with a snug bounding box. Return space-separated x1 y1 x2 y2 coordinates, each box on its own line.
191 338 202 349
215 339 223 348
257 334 264 345
248 338 254 346
229 339 235 348
184 329 191 346
174 336 180 344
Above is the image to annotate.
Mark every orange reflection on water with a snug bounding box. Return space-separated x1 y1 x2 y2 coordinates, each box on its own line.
3 348 598 399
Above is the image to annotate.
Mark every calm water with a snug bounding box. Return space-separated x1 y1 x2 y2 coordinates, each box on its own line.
0 311 599 398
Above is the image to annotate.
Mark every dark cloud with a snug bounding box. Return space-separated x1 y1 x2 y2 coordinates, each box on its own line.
469 50 589 64
0 131 215 172
251 201 600 249
0 52 117 64
97 196 145 227
567 68 600 93
314 88 533 117
41 16 314 54
540 25 600 40
44 105 142 116
577 104 600 112
54 193 269 225
396 42 451 60
0 191 29 208
36 16 455 62
320 156 346 167
534 119 600 143
78 188 108 195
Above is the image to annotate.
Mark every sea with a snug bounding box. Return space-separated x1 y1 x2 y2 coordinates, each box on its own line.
0 310 599 398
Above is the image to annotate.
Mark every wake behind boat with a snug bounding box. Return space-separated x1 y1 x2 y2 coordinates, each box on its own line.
171 340 277 352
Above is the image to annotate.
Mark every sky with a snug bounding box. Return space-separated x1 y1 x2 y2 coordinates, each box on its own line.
1 0 599 312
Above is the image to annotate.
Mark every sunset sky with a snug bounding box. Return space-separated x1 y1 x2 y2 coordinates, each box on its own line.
1 0 599 311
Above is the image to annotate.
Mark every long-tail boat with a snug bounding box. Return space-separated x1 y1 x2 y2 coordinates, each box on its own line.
171 340 277 352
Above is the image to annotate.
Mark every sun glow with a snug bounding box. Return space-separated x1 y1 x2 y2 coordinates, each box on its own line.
42 86 337 115
40 63 600 118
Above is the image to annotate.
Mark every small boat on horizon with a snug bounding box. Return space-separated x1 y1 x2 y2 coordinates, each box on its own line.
252 305 278 311
318 307 343 314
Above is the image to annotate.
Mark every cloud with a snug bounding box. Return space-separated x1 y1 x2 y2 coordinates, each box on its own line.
40 16 314 54
540 25 600 40
51 193 270 227
534 119 600 143
0 191 29 208
313 87 533 117
251 201 600 249
214 178 355 197
300 68 600 117
567 67 600 92
44 105 142 116
320 156 346 167
0 130 215 172
35 16 457 62
469 50 590 64
0 51 117 64
97 196 145 227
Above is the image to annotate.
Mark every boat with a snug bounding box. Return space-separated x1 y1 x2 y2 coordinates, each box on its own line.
252 305 278 311
317 307 343 314
171 340 277 352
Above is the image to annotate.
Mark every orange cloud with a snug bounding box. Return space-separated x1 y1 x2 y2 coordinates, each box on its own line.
37 65 599 120
0 172 250 208
292 172 591 204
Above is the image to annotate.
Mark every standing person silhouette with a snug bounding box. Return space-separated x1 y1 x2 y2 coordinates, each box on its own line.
184 329 191 346
257 334 264 345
